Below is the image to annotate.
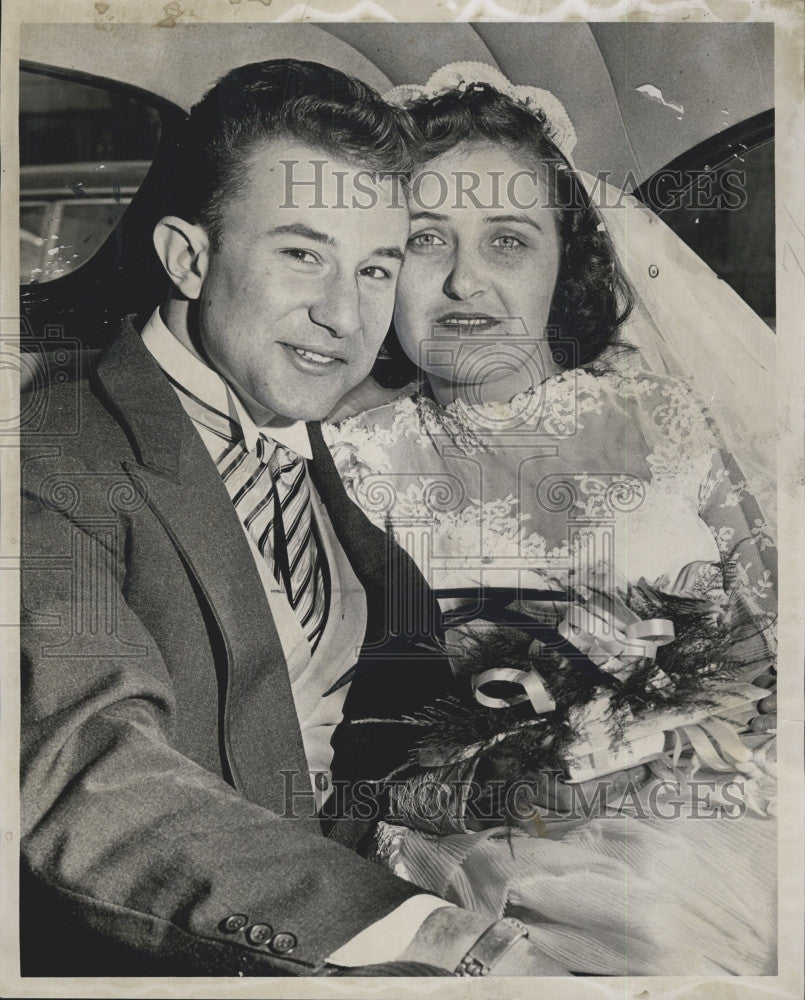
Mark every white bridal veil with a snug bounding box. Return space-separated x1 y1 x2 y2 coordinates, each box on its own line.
587 176 777 520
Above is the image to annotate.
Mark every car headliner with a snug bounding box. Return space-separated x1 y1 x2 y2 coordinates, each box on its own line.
20 20 773 190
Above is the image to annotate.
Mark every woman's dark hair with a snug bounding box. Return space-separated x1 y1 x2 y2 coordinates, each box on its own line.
374 83 633 386
170 59 417 246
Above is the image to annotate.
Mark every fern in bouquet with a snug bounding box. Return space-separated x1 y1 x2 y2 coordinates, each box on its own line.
389 561 775 798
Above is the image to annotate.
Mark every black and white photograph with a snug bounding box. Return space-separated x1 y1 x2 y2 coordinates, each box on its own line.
1 2 803 996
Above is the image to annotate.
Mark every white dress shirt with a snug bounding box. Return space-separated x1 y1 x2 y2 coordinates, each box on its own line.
140 309 450 966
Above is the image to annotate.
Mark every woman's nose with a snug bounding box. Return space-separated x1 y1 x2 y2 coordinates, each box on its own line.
443 246 486 301
309 273 362 338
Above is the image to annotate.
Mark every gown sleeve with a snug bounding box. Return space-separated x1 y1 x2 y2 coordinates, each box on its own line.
632 370 777 670
623 367 777 617
697 446 778 618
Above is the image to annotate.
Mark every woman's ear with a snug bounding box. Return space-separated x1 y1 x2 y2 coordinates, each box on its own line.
152 216 210 299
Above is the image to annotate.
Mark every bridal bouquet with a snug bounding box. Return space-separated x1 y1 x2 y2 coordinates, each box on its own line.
388 570 775 795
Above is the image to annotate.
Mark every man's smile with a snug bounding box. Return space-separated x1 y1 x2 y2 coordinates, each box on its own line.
282 342 347 371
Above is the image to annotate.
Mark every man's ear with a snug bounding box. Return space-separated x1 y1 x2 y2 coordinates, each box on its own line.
152 216 210 299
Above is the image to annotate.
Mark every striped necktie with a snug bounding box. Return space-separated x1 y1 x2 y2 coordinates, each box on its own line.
171 378 330 651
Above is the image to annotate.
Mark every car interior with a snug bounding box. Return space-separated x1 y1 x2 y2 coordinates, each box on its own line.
17 22 775 407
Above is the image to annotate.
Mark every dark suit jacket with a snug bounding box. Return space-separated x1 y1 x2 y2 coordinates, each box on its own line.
19 319 449 976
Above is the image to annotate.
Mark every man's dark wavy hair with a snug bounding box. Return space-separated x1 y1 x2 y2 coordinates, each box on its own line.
375 84 633 387
170 59 417 245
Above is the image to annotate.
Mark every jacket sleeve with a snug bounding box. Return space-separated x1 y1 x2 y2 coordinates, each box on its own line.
20 493 423 977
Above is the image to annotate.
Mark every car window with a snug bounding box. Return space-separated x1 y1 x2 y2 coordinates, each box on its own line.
634 112 774 329
19 69 161 284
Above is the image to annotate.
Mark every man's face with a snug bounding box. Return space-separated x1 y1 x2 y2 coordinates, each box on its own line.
195 140 409 423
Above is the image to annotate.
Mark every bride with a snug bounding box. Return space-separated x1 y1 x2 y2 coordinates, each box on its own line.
325 66 777 975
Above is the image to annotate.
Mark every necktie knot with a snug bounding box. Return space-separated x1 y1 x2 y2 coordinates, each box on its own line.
270 441 297 464
254 435 273 464
254 438 303 483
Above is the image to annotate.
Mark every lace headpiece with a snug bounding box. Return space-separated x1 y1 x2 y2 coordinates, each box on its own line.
384 62 577 160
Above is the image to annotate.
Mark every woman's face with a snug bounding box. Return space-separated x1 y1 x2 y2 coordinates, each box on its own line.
395 141 561 405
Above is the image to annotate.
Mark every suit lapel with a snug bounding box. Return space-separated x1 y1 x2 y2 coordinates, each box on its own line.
306 424 387 596
95 322 318 828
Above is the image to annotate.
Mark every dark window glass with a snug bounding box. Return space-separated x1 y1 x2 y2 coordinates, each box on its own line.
19 70 160 284
636 116 774 329
20 71 161 166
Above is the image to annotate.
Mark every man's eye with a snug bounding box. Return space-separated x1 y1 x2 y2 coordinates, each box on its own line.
359 265 393 280
492 235 526 249
408 232 446 249
280 248 319 264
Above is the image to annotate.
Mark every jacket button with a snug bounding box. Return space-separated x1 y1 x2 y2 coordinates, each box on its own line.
269 931 297 954
246 923 274 946
221 914 248 933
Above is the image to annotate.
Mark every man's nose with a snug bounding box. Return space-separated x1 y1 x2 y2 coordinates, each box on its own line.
443 247 486 301
309 272 362 339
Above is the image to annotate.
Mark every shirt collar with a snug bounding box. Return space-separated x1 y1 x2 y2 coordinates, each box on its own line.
140 307 313 459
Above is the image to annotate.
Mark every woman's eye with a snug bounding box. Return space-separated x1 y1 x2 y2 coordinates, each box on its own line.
280 248 319 264
359 265 393 280
492 234 526 250
408 232 446 249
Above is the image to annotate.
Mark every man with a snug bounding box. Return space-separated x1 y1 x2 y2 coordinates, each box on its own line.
20 60 566 977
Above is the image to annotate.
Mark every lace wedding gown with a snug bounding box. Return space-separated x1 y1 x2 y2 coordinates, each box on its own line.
324 351 777 976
